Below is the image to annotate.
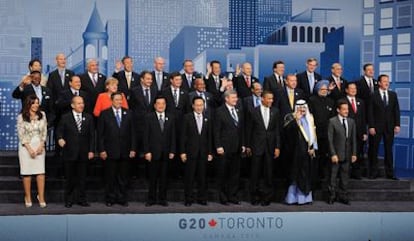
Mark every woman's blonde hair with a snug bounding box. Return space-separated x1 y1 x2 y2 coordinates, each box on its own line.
105 77 119 87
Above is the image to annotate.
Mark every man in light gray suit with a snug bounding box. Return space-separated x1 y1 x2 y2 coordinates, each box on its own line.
327 99 357 205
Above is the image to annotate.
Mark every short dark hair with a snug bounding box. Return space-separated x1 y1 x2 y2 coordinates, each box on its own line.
262 90 273 97
337 99 348 109
345 81 357 89
210 60 220 67
28 59 42 68
169 71 181 80
272 60 284 69
192 96 205 104
251 81 261 90
121 56 132 64
70 75 81 82
378 74 389 82
30 70 41 75
182 59 193 66
140 70 152 79
363 63 373 71
154 95 167 103
110 91 123 100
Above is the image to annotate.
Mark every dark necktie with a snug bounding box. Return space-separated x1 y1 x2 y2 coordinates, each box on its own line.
351 98 357 113
382 91 387 107
145 88 150 105
173 89 178 107
116 110 121 127
74 91 79 96
159 114 164 132
342 118 347 138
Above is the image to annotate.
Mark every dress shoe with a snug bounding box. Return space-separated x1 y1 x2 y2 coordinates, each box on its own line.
387 176 398 180
145 201 155 207
159 201 169 207
65 202 73 208
78 201 90 207
229 200 241 205
251 200 260 206
327 198 335 205
184 201 192 207
105 202 113 207
119 201 129 207
261 201 271 206
220 201 229 206
338 198 350 205
197 200 207 206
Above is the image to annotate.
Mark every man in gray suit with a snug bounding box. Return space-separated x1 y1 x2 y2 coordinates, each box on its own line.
327 99 357 205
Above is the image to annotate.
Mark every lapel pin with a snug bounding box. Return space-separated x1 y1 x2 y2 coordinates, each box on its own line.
165 117 169 121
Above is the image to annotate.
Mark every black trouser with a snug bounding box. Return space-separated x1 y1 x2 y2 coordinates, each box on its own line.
250 151 273 202
104 158 129 203
64 160 87 203
184 155 207 202
216 152 240 202
351 137 366 178
368 129 394 177
147 153 168 203
329 160 350 200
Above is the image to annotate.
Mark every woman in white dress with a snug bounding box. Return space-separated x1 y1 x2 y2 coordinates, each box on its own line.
17 95 48 208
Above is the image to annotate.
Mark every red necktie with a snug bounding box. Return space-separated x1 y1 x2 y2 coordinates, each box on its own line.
245 76 251 88
351 98 357 113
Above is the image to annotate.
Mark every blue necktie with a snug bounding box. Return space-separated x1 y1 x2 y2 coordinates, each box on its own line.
116 110 121 127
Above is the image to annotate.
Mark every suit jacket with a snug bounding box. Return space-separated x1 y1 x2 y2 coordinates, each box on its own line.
296 71 322 99
275 87 305 119
79 72 106 111
151 71 169 92
112 70 140 101
368 90 400 133
356 76 378 103
142 112 176 160
181 73 197 92
342 97 366 139
130 83 157 133
232 75 259 99
214 105 245 153
205 74 225 106
56 112 95 161
327 75 348 102
180 112 212 159
47 68 75 101
243 95 261 124
328 116 357 162
56 89 91 115
263 74 284 92
188 91 215 116
162 87 190 121
12 84 55 127
247 106 281 156
308 95 336 140
97 107 136 159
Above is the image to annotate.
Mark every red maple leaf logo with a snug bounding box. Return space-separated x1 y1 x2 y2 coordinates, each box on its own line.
208 218 217 228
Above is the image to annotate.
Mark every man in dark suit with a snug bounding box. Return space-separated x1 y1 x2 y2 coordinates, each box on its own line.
205 60 229 106
143 96 176 207
246 90 280 206
275 74 305 119
188 76 216 117
112 56 140 102
181 59 198 91
243 82 263 120
12 70 55 127
56 96 95 208
356 63 378 105
232 62 259 99
296 58 322 99
80 59 106 112
214 90 246 205
327 63 348 102
97 91 136 207
368 74 400 180
342 82 367 179
263 60 285 92
56 75 91 115
151 57 169 93
327 99 357 205
46 53 75 105
180 96 213 206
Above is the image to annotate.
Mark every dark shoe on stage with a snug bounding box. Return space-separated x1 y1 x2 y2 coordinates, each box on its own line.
351 175 362 180
387 175 398 180
261 201 271 206
251 200 260 206
369 175 378 179
184 201 192 207
220 200 229 206
119 201 129 207
65 202 73 208
197 200 207 206
145 201 155 207
327 198 335 205
78 201 90 207
105 202 114 207
159 201 169 207
229 200 241 205
338 198 350 205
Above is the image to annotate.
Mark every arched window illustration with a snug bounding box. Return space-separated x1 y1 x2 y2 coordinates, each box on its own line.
315 27 321 43
307 27 313 42
322 27 329 42
292 26 298 42
85 44 95 59
299 26 305 42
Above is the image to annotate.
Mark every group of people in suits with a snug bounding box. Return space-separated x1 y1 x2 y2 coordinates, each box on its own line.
13 54 400 208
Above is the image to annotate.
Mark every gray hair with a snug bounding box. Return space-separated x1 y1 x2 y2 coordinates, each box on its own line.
224 89 237 98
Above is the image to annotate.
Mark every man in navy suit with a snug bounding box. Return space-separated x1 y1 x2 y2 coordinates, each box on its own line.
98 91 136 207
327 63 348 102
80 59 106 112
56 75 91 115
47 53 75 107
232 62 259 99
205 60 228 106
112 56 140 102
188 76 216 117
263 60 285 92
296 58 322 99
56 96 95 208
143 96 176 207
181 60 198 92
151 57 169 93
180 96 213 206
